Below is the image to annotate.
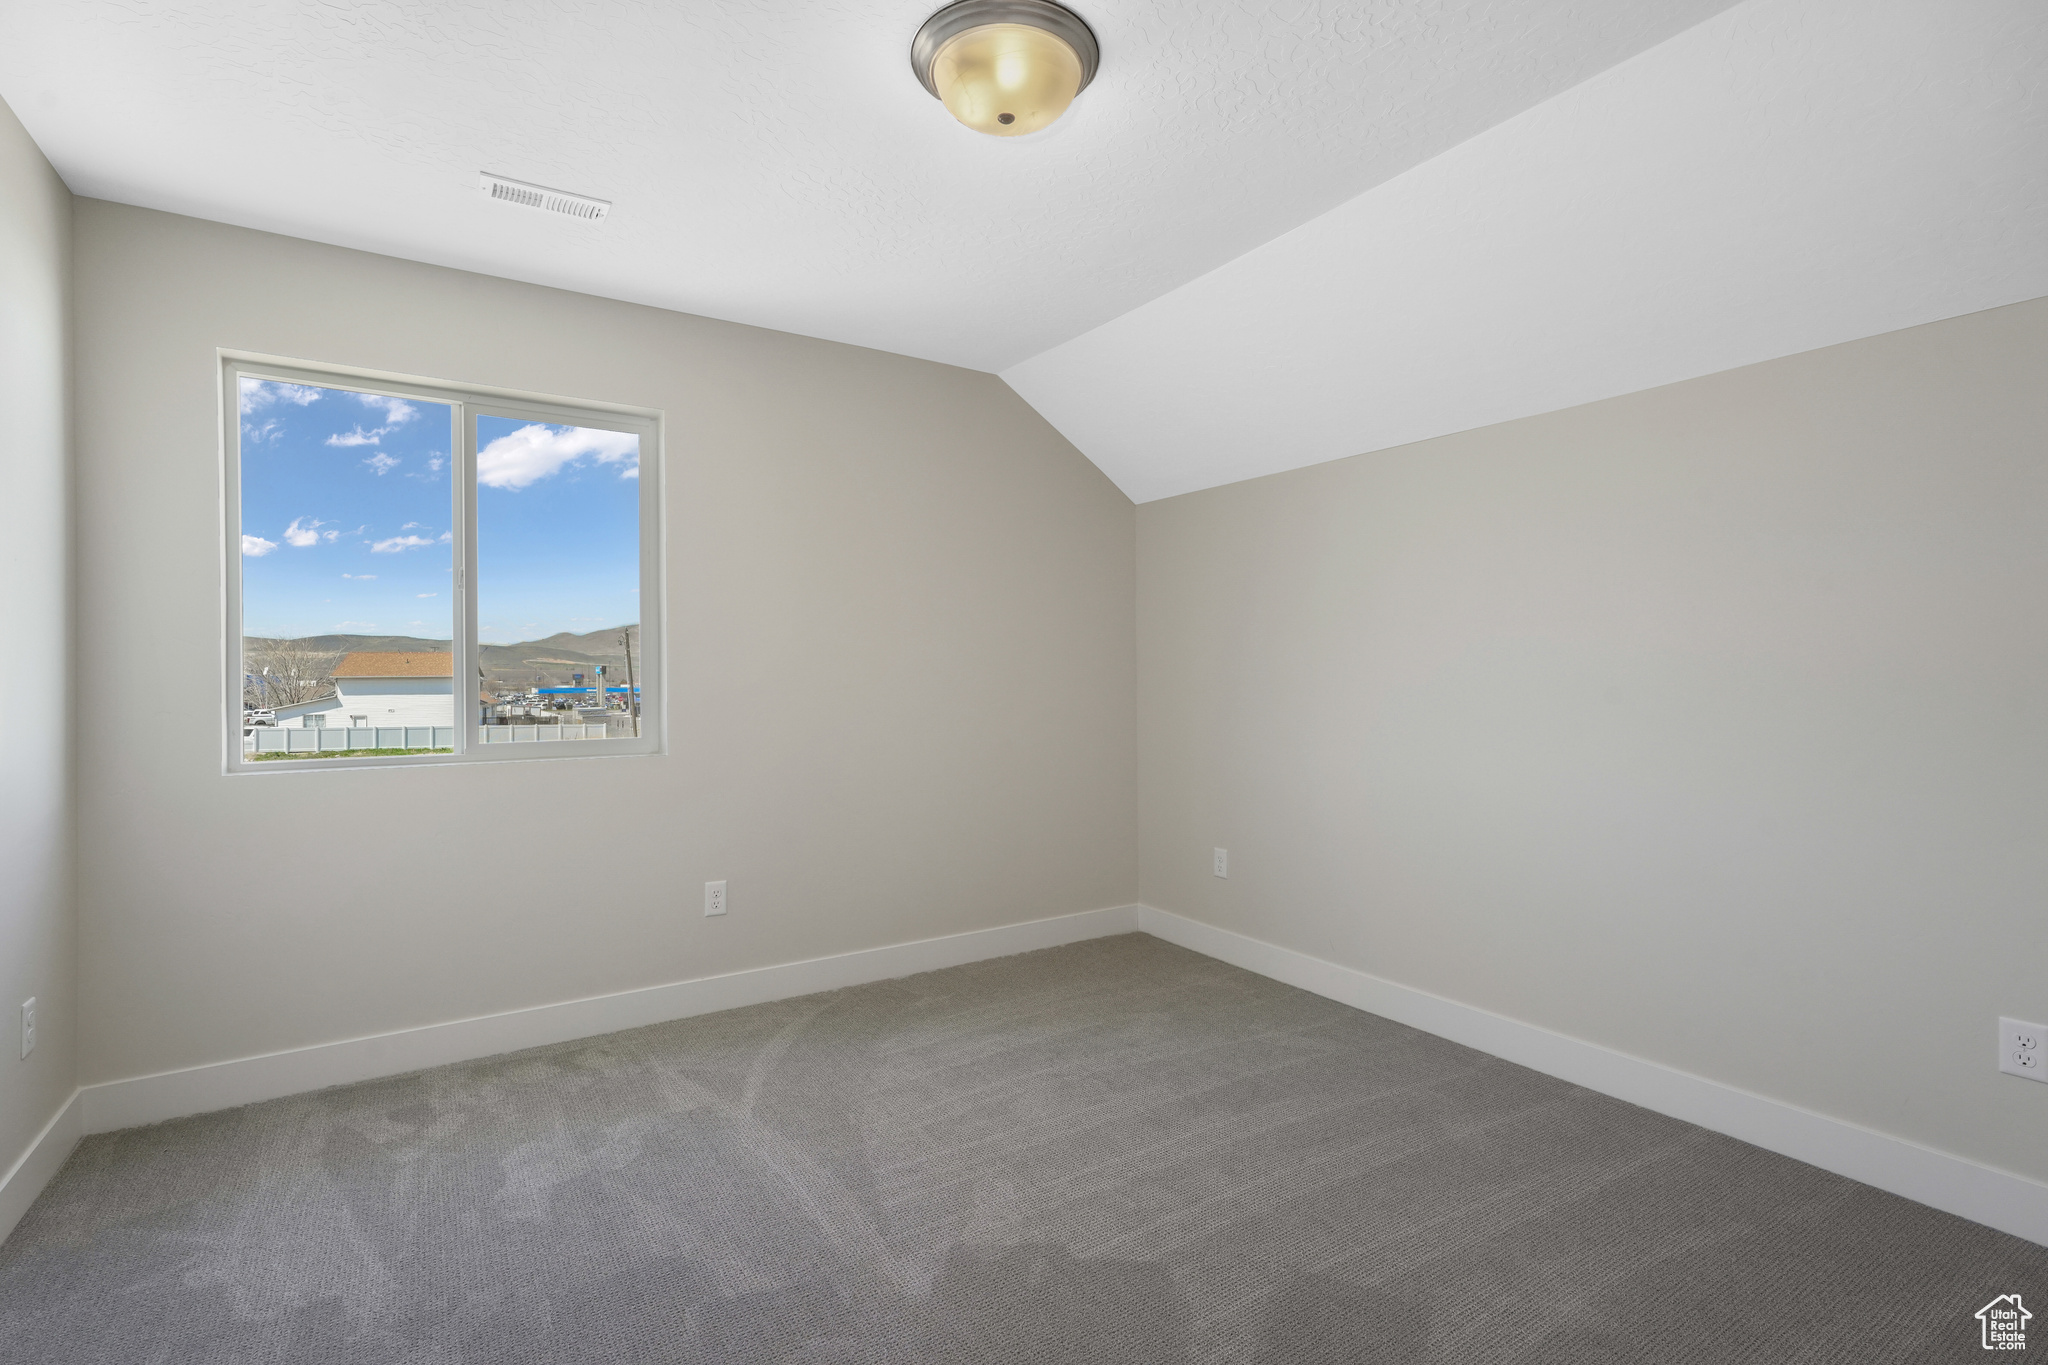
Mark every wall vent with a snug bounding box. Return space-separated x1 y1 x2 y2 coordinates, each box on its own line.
478 172 610 222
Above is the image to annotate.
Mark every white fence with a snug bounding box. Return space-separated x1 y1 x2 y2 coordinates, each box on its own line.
248 726 457 754
245 724 609 755
478 724 610 744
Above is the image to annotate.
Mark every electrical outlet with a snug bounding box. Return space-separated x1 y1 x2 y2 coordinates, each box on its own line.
1213 847 1228 878
20 998 34 1060
704 880 727 917
2001 1017 2045 1082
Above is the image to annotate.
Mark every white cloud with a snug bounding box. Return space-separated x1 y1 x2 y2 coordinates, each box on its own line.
370 534 436 553
244 418 284 444
477 423 638 490
427 455 445 472
325 398 417 451
417 592 438 598
283 516 326 547
438 529 453 542
238 379 323 416
364 453 400 475
619 465 639 479
356 393 418 426
333 620 377 629
241 534 279 556
342 573 377 580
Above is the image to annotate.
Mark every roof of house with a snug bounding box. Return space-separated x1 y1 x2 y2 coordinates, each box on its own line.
332 652 454 679
260 692 338 717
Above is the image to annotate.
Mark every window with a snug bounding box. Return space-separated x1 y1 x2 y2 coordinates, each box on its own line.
224 356 661 771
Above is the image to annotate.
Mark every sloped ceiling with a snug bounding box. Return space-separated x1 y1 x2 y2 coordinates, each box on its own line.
0 0 1733 373
1005 0 2048 501
1 0 2040 501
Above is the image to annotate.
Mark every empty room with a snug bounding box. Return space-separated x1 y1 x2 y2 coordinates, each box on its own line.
1 0 2044 1359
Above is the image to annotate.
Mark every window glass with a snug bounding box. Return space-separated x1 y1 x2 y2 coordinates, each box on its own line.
228 359 659 770
474 416 643 739
237 378 453 753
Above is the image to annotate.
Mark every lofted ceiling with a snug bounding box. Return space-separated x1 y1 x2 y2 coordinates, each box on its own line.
2 0 2040 502
1 0 1733 373
1008 0 2048 501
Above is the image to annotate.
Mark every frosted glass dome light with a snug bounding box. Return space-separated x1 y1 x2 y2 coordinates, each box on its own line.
912 0 1100 138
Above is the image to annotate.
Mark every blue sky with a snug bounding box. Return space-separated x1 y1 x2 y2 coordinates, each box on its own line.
475 413 640 645
239 379 640 643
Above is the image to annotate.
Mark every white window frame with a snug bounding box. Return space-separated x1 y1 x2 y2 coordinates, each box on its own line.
221 352 665 774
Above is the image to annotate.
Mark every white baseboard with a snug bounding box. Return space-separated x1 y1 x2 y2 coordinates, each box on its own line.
79 904 1142 1136
60 898 2045 1249
1136 904 2048 1248
0 1090 82 1249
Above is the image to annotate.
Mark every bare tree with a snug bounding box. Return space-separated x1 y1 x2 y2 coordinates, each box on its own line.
242 638 340 710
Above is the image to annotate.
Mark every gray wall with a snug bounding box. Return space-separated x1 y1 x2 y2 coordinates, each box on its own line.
73 201 1137 1088
0 98 75 1195
1137 297 2048 1183
40 166 2048 1206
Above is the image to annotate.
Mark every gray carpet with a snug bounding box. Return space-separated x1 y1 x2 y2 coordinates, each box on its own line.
1 934 2040 1363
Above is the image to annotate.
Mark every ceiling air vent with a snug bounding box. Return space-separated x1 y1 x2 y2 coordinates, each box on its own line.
478 172 610 222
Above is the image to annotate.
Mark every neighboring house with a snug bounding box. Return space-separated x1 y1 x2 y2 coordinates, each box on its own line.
259 694 336 729
282 652 454 728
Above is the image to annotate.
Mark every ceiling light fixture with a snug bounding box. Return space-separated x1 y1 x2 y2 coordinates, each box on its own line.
911 0 1099 138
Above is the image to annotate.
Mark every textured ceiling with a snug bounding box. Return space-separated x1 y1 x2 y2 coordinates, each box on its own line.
1007 0 2048 501
0 0 1737 373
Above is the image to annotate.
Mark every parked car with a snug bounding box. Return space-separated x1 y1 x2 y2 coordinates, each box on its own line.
244 709 276 726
